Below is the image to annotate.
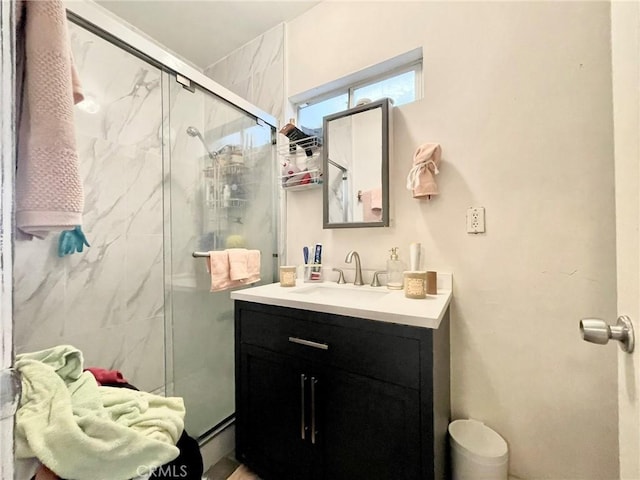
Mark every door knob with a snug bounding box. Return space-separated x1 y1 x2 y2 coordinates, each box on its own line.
580 315 634 353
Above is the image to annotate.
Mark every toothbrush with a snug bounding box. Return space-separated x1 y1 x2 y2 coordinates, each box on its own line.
303 246 309 265
311 243 322 279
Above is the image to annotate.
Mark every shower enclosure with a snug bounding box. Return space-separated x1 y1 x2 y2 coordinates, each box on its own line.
166 77 277 437
12 4 277 442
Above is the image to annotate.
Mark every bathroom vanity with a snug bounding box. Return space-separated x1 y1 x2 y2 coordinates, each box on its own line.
231 280 451 480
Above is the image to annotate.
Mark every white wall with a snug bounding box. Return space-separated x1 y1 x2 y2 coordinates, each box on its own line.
286 2 618 479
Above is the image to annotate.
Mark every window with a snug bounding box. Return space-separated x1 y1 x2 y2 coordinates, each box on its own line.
352 68 417 107
298 93 348 130
296 62 421 130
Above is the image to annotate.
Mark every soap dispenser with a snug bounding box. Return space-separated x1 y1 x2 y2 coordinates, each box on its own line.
387 247 406 290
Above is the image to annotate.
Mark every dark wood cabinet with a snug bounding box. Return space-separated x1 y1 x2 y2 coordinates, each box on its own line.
234 301 450 480
237 345 321 480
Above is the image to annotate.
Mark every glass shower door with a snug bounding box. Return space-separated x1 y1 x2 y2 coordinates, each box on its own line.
166 77 276 438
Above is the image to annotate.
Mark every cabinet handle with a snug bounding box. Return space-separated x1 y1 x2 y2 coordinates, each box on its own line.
288 337 329 350
300 374 307 441
311 376 318 445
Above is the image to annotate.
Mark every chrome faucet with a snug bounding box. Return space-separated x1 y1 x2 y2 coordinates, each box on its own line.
344 250 364 286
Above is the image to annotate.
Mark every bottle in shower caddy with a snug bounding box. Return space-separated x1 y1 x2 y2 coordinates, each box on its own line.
386 247 406 290
222 184 230 208
280 118 313 157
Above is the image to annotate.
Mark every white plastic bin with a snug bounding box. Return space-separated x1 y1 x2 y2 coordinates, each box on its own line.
449 419 509 480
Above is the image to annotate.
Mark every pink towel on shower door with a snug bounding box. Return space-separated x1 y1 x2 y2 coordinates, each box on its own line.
228 248 249 281
245 249 261 285
228 248 261 283
208 250 261 292
208 251 240 292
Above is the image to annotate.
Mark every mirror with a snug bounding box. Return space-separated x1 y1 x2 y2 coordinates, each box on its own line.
323 98 391 229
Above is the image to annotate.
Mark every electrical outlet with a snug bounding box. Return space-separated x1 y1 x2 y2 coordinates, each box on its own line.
466 207 485 234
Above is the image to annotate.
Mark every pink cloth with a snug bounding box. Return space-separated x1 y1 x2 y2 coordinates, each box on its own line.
208 250 261 292
406 143 442 199
361 190 382 222
370 187 382 211
16 0 85 239
246 249 261 284
208 251 238 292
228 248 249 281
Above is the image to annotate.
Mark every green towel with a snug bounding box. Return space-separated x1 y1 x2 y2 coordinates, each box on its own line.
15 345 185 480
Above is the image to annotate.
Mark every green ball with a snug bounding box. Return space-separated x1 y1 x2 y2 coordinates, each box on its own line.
226 235 246 248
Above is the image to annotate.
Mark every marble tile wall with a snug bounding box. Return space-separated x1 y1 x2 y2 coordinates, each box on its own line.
204 23 284 126
13 22 165 393
327 118 352 223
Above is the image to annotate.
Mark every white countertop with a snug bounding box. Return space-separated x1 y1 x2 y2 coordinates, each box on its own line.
231 273 452 329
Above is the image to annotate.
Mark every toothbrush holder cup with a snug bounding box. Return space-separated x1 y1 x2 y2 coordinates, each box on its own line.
302 264 323 283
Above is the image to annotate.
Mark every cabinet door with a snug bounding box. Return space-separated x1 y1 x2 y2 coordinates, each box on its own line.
237 345 320 480
319 368 421 480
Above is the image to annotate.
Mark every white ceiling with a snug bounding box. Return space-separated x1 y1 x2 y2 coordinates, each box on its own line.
95 0 319 69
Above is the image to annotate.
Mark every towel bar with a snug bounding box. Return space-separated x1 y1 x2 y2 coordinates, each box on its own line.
192 252 210 258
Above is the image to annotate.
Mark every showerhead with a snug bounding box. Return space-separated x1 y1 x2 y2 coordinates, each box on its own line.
186 126 216 161
186 126 201 138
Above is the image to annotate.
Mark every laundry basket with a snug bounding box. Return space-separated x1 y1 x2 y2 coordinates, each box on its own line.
449 419 509 480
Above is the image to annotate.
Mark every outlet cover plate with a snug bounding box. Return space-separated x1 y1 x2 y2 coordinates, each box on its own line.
466 207 485 233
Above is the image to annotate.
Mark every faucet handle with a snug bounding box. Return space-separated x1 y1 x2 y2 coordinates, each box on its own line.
332 268 347 284
371 271 387 287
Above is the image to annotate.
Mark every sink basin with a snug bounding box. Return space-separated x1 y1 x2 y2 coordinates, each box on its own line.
291 283 390 302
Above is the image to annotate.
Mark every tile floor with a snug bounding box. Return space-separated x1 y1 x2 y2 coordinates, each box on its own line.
204 457 517 480
204 456 259 480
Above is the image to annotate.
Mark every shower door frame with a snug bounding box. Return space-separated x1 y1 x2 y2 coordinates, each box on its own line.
65 2 277 130
64 0 279 441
